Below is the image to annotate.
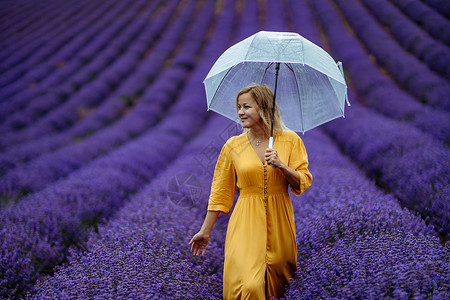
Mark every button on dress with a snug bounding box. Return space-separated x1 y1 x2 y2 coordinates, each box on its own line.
208 130 313 299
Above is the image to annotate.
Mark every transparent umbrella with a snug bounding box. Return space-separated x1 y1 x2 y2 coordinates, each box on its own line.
204 30 349 147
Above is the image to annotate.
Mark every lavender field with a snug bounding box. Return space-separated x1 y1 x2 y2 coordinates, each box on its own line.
0 0 449 298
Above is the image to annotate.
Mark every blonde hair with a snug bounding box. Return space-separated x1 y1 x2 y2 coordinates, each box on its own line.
236 84 287 137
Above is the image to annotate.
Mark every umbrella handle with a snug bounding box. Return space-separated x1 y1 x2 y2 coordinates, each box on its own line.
268 137 274 149
268 137 276 169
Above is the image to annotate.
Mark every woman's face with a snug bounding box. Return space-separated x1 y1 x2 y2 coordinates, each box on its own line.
237 92 261 130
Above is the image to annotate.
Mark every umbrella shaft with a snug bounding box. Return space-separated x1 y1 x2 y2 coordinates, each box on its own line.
270 62 280 138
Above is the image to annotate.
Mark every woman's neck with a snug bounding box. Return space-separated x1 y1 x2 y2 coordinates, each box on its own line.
249 126 267 140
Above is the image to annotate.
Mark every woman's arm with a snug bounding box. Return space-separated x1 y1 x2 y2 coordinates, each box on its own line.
277 162 300 189
265 148 301 189
189 210 220 256
190 139 236 256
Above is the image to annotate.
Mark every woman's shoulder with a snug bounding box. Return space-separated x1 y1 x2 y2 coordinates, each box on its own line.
225 132 247 147
277 130 301 141
220 132 246 149
276 131 305 149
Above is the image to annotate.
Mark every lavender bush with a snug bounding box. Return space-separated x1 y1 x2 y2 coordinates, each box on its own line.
298 0 450 144
389 0 450 47
361 0 450 79
30 1 239 297
420 0 450 19
332 0 450 111
0 0 205 200
0 1 154 134
286 232 449 299
0 0 129 107
0 1 224 297
30 116 234 299
310 0 450 237
0 0 168 137
0 0 179 174
285 130 449 298
31 219 223 299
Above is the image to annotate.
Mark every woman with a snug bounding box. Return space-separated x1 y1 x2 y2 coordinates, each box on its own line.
190 84 312 299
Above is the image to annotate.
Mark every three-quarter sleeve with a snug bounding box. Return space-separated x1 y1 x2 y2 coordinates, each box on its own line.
288 132 313 196
207 141 237 214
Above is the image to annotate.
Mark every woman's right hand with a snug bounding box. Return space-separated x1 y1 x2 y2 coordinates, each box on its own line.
189 231 209 256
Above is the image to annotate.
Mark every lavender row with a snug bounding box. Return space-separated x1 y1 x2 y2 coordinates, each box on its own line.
389 0 450 47
331 91 449 236
28 2 284 296
0 0 208 203
0 0 170 138
420 0 450 19
0 0 123 83
0 65 189 204
0 0 54 45
28 2 243 297
31 216 223 299
287 0 321 45
265 0 285 31
0 0 90 62
0 0 178 173
0 0 148 125
302 0 450 144
0 0 130 120
30 114 238 299
361 0 450 79
0 0 125 90
0 69 190 298
331 0 450 111
233 0 259 41
283 128 448 298
0 128 180 299
0 1 221 297
0 0 39 35
286 232 448 298
0 0 185 172
284 1 449 296
0 0 64 46
0 0 151 127
0 1 173 147
311 0 450 236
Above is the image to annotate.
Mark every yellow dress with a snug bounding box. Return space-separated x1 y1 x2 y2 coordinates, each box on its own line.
208 130 312 299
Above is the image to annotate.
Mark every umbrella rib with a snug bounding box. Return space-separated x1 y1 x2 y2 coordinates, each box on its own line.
259 62 272 85
265 62 274 72
290 63 305 133
284 63 294 72
209 65 236 110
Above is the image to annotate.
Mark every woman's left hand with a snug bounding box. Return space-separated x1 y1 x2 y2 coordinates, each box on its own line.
265 148 284 169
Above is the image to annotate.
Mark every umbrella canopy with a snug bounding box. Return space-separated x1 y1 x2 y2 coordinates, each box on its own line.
203 31 349 134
